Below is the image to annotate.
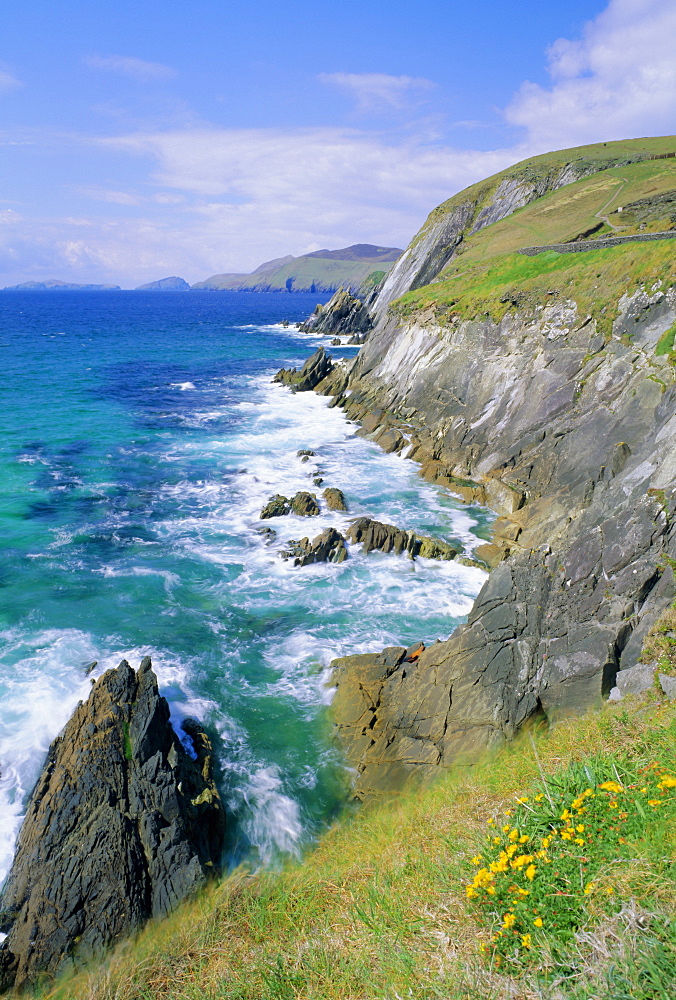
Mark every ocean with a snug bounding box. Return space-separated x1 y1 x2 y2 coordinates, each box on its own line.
0 290 490 882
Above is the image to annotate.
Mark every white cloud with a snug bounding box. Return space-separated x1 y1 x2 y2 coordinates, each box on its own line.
84 55 176 81
0 66 21 94
319 72 435 113
506 0 676 147
78 186 141 206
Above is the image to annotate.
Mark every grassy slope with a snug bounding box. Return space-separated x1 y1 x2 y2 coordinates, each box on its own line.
395 144 676 336
28 603 676 1000
194 257 399 292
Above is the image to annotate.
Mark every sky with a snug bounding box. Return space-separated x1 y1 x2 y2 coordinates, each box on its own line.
0 0 674 288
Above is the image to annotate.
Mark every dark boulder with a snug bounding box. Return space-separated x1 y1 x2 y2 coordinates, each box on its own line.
282 527 348 566
260 494 291 519
274 346 333 392
0 657 225 990
346 517 459 560
299 288 373 337
290 491 320 516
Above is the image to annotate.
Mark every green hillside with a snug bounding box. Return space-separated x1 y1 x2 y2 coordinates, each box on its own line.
191 245 402 293
397 137 676 331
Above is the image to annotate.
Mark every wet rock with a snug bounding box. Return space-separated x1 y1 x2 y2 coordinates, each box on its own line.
256 526 277 544
273 346 333 392
260 494 290 519
345 517 459 560
297 449 315 458
300 288 373 337
331 337 341 346
282 527 348 566
290 491 320 516
313 477 324 486
322 487 348 512
0 658 225 990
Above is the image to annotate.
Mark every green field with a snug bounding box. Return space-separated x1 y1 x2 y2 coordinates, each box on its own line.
396 136 676 335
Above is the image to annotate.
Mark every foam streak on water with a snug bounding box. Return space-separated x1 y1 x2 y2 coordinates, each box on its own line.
0 291 492 879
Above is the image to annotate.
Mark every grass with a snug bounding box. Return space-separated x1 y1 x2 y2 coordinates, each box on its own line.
394 238 676 336
25 686 676 1000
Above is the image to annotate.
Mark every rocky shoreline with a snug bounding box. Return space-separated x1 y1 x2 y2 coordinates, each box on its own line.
298 286 676 800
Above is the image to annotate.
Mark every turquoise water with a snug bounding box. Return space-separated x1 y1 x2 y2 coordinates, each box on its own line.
0 290 490 879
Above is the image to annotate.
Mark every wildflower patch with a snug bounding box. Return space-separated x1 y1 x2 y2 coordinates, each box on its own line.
466 760 676 967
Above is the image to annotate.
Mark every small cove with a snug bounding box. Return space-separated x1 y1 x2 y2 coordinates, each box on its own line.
0 290 491 881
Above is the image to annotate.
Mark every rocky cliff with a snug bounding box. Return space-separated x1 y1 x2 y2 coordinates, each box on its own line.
0 657 225 990
313 138 676 800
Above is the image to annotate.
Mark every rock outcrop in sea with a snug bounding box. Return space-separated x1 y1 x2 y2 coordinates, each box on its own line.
300 287 373 337
0 657 225 991
273 345 334 391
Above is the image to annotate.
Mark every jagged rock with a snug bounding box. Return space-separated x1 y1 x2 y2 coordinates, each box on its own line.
273 346 333 392
290 491 320 516
313 477 324 486
659 673 676 699
0 658 225 990
300 288 373 336
331 337 341 345
615 665 655 697
322 487 348 511
256 526 277 544
260 494 290 519
281 527 348 566
297 449 315 457
345 517 459 561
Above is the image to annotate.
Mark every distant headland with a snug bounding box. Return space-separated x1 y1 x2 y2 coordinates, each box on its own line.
1 244 403 294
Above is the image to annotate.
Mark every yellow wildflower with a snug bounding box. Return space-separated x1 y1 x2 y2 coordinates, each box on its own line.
521 933 532 948
599 780 623 794
609 801 618 809
493 837 501 845
534 793 544 802
648 799 663 807
502 912 516 929
560 808 570 821
576 824 585 833
541 837 551 849
506 843 518 858
560 830 573 840
471 856 483 865
466 885 476 898
574 838 585 847
534 917 543 928
516 796 529 804
584 882 596 895
525 864 537 881
511 853 534 869
658 775 676 789
502 824 511 833
508 828 519 842
518 834 529 844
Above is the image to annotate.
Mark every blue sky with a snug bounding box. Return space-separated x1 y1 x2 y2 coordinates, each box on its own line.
0 0 674 286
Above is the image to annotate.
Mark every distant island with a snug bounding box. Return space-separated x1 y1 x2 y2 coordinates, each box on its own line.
2 244 403 295
135 276 191 291
3 279 121 291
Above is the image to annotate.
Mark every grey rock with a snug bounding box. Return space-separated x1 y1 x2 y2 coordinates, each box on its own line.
273 346 333 392
346 517 459 561
282 527 348 566
300 287 373 337
615 665 655 696
0 658 225 990
658 673 676 699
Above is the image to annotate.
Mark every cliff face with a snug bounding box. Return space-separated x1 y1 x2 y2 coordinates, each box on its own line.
326 286 676 799
0 658 225 990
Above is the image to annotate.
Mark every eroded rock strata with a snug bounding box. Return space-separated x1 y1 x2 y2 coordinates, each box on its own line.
0 657 225 990
318 286 676 799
